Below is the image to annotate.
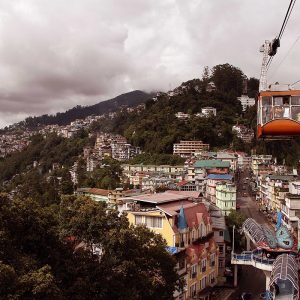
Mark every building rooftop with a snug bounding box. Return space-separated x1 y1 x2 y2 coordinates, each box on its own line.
268 175 297 181
206 174 233 180
127 191 189 204
157 201 196 216
166 190 201 198
211 216 226 230
194 160 230 168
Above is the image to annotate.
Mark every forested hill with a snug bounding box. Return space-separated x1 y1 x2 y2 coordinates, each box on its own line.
91 64 259 153
19 90 155 129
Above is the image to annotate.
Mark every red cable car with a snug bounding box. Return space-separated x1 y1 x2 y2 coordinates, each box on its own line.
257 88 300 139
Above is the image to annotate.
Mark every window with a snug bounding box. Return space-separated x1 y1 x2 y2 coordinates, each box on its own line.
210 254 215 267
200 276 206 290
219 259 224 268
219 245 224 254
219 231 224 236
135 215 143 225
135 216 162 228
145 216 162 228
178 256 185 270
190 264 197 278
210 272 215 284
201 259 207 272
190 283 197 297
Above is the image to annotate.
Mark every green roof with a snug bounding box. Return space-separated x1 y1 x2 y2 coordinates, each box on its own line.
194 160 230 168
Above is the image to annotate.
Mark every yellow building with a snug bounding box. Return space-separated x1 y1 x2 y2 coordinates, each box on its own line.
125 191 219 299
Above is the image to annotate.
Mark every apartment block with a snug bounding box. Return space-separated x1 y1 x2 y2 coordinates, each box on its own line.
173 141 210 158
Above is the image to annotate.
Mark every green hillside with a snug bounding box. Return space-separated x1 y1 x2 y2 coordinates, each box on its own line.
91 63 258 153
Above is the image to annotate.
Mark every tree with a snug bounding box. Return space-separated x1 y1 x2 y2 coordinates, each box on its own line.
211 63 244 96
226 210 247 251
59 195 181 299
60 168 74 195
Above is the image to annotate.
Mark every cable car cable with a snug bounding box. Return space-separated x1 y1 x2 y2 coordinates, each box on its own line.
278 0 296 40
267 0 296 69
291 79 300 86
269 36 300 79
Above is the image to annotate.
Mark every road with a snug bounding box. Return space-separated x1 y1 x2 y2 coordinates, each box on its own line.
229 170 270 300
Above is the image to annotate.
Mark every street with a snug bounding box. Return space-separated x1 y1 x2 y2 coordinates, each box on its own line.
229 170 271 300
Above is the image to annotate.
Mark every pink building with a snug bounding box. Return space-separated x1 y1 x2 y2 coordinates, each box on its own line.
205 174 233 203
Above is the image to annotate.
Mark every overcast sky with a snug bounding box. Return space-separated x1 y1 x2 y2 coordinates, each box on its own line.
0 0 299 128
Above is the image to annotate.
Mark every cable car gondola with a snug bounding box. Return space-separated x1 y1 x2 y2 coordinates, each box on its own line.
257 1 298 140
257 87 300 139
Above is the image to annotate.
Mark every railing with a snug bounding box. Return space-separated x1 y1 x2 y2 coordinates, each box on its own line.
232 250 275 266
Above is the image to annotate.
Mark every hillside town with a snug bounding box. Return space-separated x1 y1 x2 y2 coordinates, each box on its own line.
69 146 300 299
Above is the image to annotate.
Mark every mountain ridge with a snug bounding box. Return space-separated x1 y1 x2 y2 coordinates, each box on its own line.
12 90 155 130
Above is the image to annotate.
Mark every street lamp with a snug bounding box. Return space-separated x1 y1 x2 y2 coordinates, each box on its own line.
232 225 236 254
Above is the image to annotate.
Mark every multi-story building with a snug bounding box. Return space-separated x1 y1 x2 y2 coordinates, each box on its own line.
209 206 227 274
177 180 197 192
124 192 219 299
251 155 273 176
213 152 238 171
193 160 231 194
280 181 300 232
237 154 252 169
173 141 210 158
206 174 234 204
237 95 255 111
215 182 237 216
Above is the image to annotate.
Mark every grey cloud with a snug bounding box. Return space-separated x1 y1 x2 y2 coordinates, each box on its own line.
0 0 299 128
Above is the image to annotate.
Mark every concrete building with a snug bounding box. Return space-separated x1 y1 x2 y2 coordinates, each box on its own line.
173 140 210 158
215 182 237 216
206 174 234 204
251 155 273 176
193 160 231 193
237 95 255 111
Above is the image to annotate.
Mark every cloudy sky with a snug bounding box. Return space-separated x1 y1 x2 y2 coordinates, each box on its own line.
0 0 299 128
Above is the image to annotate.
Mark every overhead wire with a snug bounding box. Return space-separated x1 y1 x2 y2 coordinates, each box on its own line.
269 36 300 79
278 0 297 40
267 0 297 70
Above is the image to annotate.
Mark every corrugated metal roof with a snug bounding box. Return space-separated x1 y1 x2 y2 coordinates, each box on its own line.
269 254 299 300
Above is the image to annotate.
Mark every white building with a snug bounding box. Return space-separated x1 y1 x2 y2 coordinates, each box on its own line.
237 95 255 111
215 182 237 216
173 140 210 157
201 107 217 117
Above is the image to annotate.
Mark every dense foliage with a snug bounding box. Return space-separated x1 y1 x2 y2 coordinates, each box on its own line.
0 194 180 299
90 64 258 154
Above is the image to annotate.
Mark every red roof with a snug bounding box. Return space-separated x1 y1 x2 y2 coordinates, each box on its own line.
186 243 205 263
184 203 211 228
88 188 111 196
186 237 216 263
177 180 189 187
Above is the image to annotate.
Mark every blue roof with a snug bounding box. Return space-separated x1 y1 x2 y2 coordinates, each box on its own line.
166 247 178 254
178 206 188 230
206 174 233 180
